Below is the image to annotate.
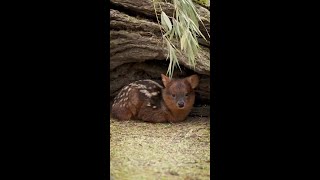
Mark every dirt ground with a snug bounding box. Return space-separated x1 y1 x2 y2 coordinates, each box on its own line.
110 116 210 180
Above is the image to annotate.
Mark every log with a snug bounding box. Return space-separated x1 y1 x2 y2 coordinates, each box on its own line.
109 0 211 106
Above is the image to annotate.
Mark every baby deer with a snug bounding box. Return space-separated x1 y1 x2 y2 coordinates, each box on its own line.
111 74 199 123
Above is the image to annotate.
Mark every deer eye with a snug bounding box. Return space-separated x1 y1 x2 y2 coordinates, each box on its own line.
171 94 176 98
185 93 189 97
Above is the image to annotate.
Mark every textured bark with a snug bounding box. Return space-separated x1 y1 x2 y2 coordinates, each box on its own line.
110 0 211 109
110 0 210 45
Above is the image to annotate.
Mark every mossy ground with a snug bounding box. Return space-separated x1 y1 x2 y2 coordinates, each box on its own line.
110 117 210 180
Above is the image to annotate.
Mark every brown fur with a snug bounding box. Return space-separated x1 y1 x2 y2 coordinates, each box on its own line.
111 74 199 123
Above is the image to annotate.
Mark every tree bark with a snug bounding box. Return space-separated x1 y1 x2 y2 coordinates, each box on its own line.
110 0 211 111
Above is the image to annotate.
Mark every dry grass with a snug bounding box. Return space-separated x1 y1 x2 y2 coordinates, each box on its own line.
110 117 210 180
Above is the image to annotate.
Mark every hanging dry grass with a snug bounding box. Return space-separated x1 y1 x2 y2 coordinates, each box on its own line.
152 0 210 78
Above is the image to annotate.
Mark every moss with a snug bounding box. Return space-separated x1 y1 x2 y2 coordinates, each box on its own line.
110 117 210 179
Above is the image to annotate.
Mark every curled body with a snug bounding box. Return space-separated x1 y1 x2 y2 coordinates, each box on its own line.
111 74 199 123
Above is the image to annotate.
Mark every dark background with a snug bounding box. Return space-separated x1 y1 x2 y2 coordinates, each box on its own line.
2 0 318 179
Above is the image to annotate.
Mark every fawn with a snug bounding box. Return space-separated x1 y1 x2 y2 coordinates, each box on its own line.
111 74 199 123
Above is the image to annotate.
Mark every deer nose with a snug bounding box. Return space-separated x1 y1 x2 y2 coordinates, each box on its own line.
177 101 185 108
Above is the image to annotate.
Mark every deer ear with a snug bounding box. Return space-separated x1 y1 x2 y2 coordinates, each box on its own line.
161 74 171 88
186 74 199 89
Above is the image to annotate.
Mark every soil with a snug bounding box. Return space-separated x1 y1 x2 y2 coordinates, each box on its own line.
110 116 210 180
